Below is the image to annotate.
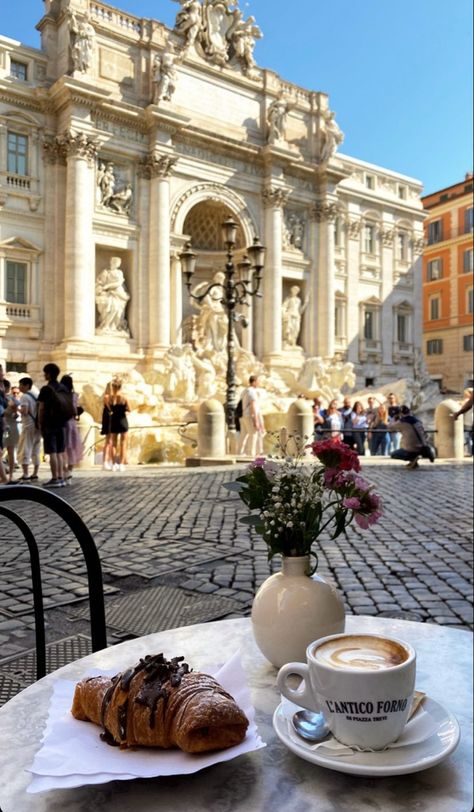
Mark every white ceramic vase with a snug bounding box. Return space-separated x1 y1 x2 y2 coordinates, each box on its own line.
251 555 345 668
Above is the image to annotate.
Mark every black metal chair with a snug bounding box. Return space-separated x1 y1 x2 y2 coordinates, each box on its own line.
0 485 107 680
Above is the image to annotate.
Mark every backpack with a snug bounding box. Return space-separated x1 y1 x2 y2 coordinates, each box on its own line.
49 383 76 425
235 398 243 419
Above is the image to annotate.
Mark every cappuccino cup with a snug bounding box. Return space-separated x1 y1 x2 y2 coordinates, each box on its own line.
277 632 416 750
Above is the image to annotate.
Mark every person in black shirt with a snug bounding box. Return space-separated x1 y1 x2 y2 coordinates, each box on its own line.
37 363 66 487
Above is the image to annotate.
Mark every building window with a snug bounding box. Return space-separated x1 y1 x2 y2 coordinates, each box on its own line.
365 175 375 190
467 288 474 315
464 207 474 234
396 233 408 261
364 309 375 340
463 335 474 352
335 302 345 338
334 217 343 248
364 224 376 254
365 377 375 387
397 314 407 343
464 248 473 274
429 296 440 321
427 339 443 355
6 362 28 373
427 258 443 280
5 260 27 303
7 131 28 176
428 220 443 244
10 60 27 81
398 185 406 200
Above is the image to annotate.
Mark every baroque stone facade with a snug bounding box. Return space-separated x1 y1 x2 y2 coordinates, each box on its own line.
0 0 425 393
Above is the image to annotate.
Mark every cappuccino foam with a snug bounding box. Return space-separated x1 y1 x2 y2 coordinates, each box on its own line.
314 635 408 671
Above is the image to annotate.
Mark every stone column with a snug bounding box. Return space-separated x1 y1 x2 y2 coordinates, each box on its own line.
305 215 319 355
312 200 338 359
345 217 362 364
262 186 290 359
380 227 395 366
170 251 183 344
139 153 177 352
60 131 97 342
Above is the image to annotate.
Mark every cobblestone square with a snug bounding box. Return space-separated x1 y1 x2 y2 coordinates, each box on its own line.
0 460 472 698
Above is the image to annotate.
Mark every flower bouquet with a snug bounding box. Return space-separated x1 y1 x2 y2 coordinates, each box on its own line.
225 434 382 666
226 434 382 571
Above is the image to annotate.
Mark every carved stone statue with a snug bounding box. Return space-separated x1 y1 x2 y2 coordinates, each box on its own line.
317 110 344 164
97 162 133 216
229 14 262 76
282 285 309 349
69 12 95 73
173 0 202 49
95 257 130 335
191 271 228 352
284 213 305 250
98 162 115 207
152 45 178 103
109 184 133 215
164 345 197 401
267 96 291 143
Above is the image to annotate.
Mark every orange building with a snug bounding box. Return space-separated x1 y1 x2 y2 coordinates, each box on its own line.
421 175 473 392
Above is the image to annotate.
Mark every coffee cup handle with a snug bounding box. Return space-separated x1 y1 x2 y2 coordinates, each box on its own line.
276 662 321 712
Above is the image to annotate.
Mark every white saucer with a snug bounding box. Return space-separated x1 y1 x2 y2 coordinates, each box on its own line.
272 697 460 777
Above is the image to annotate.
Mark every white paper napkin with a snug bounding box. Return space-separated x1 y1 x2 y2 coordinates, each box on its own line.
28 651 265 793
281 696 438 756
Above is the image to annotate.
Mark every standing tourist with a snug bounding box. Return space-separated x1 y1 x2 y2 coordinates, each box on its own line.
17 377 41 482
37 363 71 488
2 380 20 484
0 369 9 484
387 392 402 453
102 379 130 471
369 403 391 456
60 375 84 483
339 396 353 448
351 401 368 456
453 389 473 456
239 375 265 457
324 399 343 440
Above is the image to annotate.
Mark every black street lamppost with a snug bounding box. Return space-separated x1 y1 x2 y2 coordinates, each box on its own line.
180 217 265 439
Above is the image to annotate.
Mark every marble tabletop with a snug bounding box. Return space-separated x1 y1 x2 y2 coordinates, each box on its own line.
0 615 472 812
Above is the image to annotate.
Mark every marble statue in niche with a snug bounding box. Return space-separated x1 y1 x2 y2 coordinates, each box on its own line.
95 257 130 335
227 12 263 76
191 271 228 352
69 11 95 73
284 212 305 250
282 285 309 348
152 45 179 103
97 162 133 216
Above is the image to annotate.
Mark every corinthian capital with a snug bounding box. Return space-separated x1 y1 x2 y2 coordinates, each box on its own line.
42 137 66 165
380 227 395 247
262 186 291 209
412 236 425 256
347 217 362 240
138 153 178 179
311 201 338 222
57 130 99 164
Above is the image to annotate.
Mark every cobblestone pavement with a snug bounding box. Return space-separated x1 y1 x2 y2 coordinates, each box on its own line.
0 460 472 696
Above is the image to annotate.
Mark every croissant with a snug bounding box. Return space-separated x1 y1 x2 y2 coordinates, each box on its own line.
71 653 249 753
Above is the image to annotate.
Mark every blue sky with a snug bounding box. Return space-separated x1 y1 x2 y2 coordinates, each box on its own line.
2 0 472 195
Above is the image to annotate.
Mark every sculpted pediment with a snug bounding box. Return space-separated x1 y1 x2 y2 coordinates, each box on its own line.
0 236 41 253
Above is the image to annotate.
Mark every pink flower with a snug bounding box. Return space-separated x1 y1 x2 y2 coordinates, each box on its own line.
250 457 266 468
355 510 382 529
343 496 361 509
310 438 361 473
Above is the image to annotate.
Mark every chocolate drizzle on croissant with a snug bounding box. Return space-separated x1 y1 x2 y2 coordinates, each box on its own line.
71 653 249 753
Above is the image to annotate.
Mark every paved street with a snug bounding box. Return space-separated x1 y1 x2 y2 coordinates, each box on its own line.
0 459 472 701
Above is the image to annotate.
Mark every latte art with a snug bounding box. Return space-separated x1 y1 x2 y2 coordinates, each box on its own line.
315 635 408 671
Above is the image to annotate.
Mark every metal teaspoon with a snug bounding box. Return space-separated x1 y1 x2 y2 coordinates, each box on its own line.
292 709 331 742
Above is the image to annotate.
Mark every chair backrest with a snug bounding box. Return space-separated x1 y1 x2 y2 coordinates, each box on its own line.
0 485 107 680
